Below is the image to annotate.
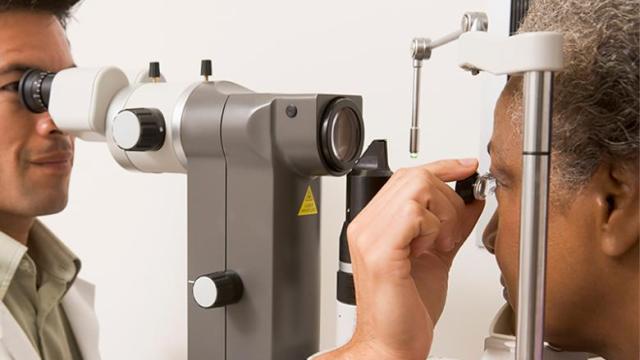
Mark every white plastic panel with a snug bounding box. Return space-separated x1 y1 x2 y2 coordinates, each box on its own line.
335 301 356 347
49 67 129 141
457 31 564 75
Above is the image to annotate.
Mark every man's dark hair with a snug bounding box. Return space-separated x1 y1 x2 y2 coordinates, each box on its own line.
0 0 82 27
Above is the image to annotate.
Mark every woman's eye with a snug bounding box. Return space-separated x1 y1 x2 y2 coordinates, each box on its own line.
0 81 19 92
494 177 508 191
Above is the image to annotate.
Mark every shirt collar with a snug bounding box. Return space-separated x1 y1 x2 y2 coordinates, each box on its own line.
27 220 81 286
0 219 80 301
0 229 27 301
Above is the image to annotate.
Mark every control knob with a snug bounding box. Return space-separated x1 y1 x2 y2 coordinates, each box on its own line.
112 108 166 151
192 270 244 309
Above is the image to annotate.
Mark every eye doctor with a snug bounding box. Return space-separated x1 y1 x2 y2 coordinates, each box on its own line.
0 1 100 359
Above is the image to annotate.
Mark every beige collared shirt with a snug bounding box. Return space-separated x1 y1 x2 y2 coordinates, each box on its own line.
0 220 83 360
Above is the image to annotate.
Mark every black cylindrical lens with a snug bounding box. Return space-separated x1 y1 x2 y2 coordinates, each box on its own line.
18 69 56 113
320 97 364 175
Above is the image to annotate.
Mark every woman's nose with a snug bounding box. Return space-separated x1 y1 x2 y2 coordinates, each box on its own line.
482 212 499 254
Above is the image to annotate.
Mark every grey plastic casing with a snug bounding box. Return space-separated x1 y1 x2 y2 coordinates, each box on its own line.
180 81 362 360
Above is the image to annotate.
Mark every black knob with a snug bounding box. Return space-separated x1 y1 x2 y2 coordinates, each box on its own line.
112 108 166 151
200 59 212 77
149 62 161 78
192 270 244 309
455 172 480 204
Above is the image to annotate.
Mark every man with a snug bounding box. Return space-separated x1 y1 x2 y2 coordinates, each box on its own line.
317 0 639 359
0 1 100 359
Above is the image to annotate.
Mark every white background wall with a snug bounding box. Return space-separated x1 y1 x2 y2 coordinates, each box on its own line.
41 1 507 359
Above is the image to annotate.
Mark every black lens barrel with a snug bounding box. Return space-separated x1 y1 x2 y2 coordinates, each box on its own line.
18 69 56 113
320 97 364 175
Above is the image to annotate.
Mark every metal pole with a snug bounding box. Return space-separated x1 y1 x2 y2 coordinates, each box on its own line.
408 12 488 158
410 58 423 157
516 71 554 360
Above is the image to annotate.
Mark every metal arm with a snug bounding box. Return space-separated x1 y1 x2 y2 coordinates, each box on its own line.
409 12 488 157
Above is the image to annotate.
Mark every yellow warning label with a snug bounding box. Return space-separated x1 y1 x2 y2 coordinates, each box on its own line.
297 186 319 216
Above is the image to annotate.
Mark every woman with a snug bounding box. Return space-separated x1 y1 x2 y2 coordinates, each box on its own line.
316 0 639 358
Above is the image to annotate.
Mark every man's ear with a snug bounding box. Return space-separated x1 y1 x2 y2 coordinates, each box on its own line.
595 164 639 257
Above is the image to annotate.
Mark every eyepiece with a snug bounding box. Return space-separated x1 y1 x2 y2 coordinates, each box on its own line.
454 172 497 204
473 172 497 200
18 69 56 113
320 98 364 175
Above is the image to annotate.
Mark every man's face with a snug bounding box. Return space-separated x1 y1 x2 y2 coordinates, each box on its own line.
483 78 608 350
0 11 75 217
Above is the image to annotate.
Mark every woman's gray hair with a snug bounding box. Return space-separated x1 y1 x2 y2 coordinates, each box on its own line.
513 0 639 187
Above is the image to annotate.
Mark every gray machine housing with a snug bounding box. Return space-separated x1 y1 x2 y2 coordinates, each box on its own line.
183 82 362 359
17 65 363 360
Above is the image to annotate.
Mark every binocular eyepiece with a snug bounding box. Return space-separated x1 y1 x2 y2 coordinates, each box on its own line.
19 68 56 114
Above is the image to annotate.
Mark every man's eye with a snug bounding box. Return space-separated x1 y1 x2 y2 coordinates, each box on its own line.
0 81 19 92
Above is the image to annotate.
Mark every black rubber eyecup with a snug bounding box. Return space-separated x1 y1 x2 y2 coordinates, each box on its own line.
18 68 55 114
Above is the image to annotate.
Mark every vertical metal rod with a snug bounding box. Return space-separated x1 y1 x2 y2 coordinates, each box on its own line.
516 71 554 360
410 60 422 158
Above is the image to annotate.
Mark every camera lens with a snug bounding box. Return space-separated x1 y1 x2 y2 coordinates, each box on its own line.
320 98 364 175
18 69 56 113
331 108 360 162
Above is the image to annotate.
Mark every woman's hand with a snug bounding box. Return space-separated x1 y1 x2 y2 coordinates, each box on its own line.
318 159 484 360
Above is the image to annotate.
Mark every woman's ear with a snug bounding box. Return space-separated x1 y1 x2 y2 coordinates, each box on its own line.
596 164 639 258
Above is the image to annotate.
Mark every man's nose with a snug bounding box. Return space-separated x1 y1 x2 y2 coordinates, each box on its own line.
482 211 499 254
34 113 64 136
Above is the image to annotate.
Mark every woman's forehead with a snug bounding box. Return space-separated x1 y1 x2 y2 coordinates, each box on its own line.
490 79 523 171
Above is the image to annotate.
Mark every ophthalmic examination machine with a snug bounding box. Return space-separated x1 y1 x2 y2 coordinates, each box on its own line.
18 59 365 359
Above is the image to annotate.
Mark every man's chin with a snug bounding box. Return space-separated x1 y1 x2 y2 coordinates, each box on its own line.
26 194 69 216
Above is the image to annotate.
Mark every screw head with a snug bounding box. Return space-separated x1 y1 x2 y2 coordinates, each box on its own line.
286 105 298 118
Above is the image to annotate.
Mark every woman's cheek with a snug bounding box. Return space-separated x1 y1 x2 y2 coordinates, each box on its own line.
495 189 521 292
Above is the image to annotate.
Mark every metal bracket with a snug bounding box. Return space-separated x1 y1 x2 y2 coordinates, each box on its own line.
409 12 489 157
